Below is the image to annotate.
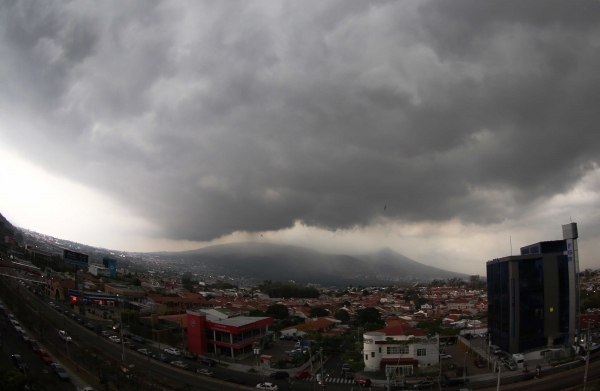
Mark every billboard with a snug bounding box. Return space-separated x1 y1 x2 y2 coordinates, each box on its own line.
103 257 117 278
4 236 17 245
63 249 89 266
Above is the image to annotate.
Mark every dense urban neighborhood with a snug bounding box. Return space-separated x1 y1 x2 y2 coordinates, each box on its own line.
3 217 600 390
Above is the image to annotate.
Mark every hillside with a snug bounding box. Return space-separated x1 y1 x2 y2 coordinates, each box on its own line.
154 242 469 287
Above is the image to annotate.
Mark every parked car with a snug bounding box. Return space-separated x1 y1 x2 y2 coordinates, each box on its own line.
170 361 189 369
502 360 518 371
124 342 136 350
108 336 121 343
197 368 214 376
270 371 290 379
413 380 435 390
473 359 486 368
295 370 310 379
387 380 408 390
164 348 181 356
354 377 372 387
12 354 28 372
152 354 169 362
200 358 216 366
256 382 278 391
132 336 145 343
29 339 40 353
19 330 30 342
85 323 95 330
38 349 53 364
137 348 151 356
440 353 452 360
101 331 112 338
51 363 70 381
59 330 72 342
342 364 351 372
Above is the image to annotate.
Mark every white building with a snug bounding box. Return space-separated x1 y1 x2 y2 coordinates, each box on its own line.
363 325 440 376
88 264 110 277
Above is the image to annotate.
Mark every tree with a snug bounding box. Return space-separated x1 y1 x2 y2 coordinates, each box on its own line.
362 289 369 296
335 309 350 323
354 307 384 330
309 307 329 318
266 304 290 320
132 278 141 286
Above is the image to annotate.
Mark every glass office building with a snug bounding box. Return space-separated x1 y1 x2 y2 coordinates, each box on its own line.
487 223 579 354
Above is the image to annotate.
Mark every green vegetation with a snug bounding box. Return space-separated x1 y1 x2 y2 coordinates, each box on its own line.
266 303 290 319
258 280 320 298
353 307 385 331
309 306 328 317
334 309 350 323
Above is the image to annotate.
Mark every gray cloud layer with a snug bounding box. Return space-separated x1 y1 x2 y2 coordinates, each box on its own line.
2 0 600 241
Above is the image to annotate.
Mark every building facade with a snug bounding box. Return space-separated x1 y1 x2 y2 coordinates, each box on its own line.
187 310 273 358
362 329 440 375
487 223 579 354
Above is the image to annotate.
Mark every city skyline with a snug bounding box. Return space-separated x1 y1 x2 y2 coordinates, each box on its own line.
2 1 600 275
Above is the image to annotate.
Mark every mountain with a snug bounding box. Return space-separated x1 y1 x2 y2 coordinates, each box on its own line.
154 242 469 287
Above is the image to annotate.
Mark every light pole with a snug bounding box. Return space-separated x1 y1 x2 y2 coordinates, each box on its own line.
463 351 468 381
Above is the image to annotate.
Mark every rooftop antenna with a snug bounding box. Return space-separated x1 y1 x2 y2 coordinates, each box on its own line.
510 236 512 256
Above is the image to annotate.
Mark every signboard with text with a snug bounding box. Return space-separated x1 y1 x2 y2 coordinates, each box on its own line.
63 249 89 266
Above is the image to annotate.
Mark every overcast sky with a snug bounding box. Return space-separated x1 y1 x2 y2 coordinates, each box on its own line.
2 0 600 275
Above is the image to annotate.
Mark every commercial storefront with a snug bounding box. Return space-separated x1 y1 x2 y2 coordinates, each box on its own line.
187 310 273 358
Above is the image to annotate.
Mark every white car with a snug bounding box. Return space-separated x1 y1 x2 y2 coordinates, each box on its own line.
256 383 278 391
197 368 214 376
164 348 181 356
108 336 121 343
170 361 189 369
137 348 151 356
440 353 452 360
59 330 72 342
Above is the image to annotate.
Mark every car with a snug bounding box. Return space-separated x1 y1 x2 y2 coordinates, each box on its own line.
295 370 311 379
200 358 216 366
48 301 54 306
59 330 72 342
19 330 30 342
12 354 28 372
152 354 169 362
342 364 351 372
473 359 486 368
440 353 452 360
132 336 145 343
446 340 454 345
113 323 121 330
256 382 278 391
413 381 435 390
77 318 85 324
108 335 121 343
224 377 246 384
124 342 136 350
29 339 40 352
184 353 195 360
354 377 372 387
54 305 62 312
270 371 290 379
77 387 95 391
137 348 151 356
38 349 53 364
69 312 78 320
85 323 95 330
123 332 133 339
170 360 189 369
344 372 355 380
51 363 70 380
279 335 286 340
197 368 214 376
101 331 112 338
164 348 181 356
387 380 408 390
502 360 518 371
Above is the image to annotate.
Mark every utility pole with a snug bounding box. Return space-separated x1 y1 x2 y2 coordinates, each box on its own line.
584 312 592 391
319 348 325 390
496 363 501 391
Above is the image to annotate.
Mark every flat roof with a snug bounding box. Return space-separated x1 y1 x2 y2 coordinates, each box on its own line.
207 315 270 327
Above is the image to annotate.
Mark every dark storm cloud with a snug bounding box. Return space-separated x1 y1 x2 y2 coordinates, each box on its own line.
1 0 600 241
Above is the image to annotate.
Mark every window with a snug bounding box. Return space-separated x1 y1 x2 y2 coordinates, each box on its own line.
379 347 381 353
365 354 368 360
371 352 375 357
386 365 413 377
386 346 409 355
417 349 426 357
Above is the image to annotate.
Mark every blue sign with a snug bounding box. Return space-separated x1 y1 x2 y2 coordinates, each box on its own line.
103 257 117 278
